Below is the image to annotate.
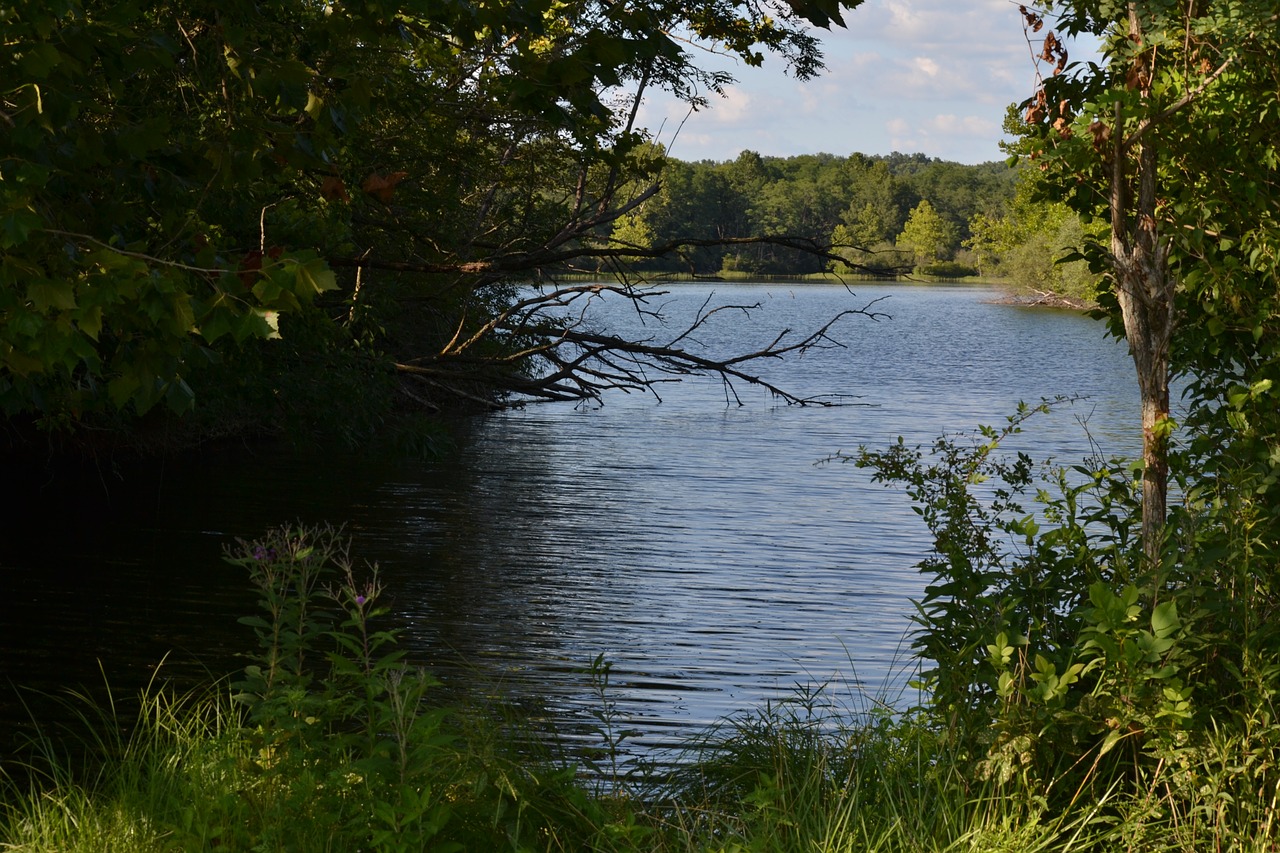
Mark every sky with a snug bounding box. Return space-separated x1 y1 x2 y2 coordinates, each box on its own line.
634 0 1099 165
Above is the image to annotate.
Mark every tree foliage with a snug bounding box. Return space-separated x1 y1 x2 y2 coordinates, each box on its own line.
897 200 957 268
847 8 1280 824
967 164 1100 300
1020 0 1280 558
1 0 867 442
614 150 1015 276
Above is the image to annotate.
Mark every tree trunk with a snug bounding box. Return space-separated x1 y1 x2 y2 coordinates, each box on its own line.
1111 6 1178 568
1112 230 1174 568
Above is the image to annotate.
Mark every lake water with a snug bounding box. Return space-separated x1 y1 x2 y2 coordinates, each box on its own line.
0 283 1141 760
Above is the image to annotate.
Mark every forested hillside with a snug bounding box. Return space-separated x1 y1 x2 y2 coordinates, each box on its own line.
608 146 1101 297
611 151 1016 276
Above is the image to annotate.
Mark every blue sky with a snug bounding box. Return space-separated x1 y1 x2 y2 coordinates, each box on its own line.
635 0 1100 164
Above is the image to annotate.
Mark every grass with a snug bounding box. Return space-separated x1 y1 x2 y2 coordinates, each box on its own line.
6 523 1280 852
7 670 1280 851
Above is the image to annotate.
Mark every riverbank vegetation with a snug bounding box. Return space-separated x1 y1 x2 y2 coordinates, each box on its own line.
4 477 1280 853
6 0 1280 849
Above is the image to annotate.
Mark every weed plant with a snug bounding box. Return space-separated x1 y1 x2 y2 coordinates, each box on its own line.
845 399 1280 851
0 525 633 852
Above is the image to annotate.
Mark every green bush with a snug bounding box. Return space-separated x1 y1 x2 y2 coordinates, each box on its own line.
849 398 1280 848
0 525 639 852
10 498 1280 851
917 261 980 279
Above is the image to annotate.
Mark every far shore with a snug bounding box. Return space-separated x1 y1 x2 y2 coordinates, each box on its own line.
543 270 1098 309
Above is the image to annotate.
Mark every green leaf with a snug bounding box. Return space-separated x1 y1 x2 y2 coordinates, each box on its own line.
1151 600 1179 639
77 304 104 341
1098 728 1127 757
27 280 77 311
230 310 275 343
251 277 284 305
2 210 43 249
107 370 143 408
292 256 337 296
165 376 195 413
248 309 282 340
19 43 63 76
199 308 234 343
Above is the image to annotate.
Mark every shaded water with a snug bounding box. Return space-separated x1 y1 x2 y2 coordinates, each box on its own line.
1 283 1139 759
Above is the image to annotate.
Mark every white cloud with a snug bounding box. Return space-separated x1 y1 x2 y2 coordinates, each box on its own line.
885 116 920 152
709 87 755 124
882 0 929 39
929 113 998 137
912 56 940 78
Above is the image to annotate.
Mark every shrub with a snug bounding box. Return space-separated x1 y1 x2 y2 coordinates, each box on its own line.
848 399 1280 848
917 260 980 279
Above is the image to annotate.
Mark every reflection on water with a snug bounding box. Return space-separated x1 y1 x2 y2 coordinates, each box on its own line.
0 283 1139 760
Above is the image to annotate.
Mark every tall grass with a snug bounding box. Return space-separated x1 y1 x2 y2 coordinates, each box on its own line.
5 668 1279 851
0 674 1090 853
6 522 1280 852
646 686 1124 853
2 676 246 852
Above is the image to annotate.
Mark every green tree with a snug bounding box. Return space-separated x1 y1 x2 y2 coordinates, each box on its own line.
1 0 869 440
966 166 1099 300
608 214 657 253
1024 0 1280 560
897 200 958 268
898 160 1015 245
839 157 905 244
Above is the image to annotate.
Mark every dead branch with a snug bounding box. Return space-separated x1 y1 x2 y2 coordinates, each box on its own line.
391 283 889 408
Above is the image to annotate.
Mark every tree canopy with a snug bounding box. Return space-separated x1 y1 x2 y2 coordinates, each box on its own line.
612 151 1015 276
2 0 868 445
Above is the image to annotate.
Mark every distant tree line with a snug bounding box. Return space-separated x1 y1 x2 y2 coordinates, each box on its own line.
612 147 1100 295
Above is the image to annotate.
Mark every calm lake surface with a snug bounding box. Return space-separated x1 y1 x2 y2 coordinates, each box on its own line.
1 283 1141 759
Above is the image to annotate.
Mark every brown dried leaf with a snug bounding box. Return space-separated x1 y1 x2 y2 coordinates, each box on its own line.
1089 120 1111 152
362 171 410 203
1019 5 1044 31
1040 31 1059 63
1025 88 1048 124
320 175 350 202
